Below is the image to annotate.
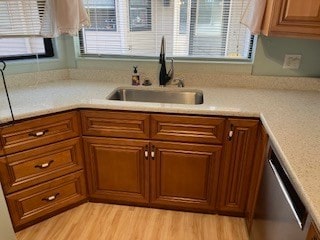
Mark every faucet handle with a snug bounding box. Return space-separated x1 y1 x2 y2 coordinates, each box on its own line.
167 58 174 79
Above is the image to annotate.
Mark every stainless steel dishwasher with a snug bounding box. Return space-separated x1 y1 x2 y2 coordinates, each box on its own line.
250 147 310 240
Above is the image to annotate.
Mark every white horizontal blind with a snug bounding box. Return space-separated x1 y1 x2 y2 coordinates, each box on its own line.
80 0 253 60
0 0 45 36
0 0 47 58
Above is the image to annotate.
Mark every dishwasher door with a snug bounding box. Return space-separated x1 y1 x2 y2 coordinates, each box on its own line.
250 149 309 240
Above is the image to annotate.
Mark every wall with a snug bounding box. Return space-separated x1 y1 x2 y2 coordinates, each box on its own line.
253 36 320 77
4 34 320 78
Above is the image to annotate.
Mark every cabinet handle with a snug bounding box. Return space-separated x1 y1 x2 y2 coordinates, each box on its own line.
151 145 155 160
42 193 59 202
34 160 54 169
228 124 234 141
144 145 149 159
29 129 49 137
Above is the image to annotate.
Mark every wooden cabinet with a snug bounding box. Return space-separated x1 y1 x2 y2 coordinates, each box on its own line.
150 114 225 144
217 118 259 216
6 171 86 230
0 111 80 155
81 110 228 212
150 141 221 212
307 222 320 240
245 124 269 232
0 138 84 194
262 0 320 39
0 111 86 231
83 137 149 205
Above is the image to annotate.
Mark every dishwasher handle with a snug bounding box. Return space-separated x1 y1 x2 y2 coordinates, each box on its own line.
268 159 304 229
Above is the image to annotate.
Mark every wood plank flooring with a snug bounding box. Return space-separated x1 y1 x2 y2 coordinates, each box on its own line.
16 203 249 240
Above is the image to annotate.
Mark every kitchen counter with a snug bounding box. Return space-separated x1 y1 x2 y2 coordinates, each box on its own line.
1 79 320 229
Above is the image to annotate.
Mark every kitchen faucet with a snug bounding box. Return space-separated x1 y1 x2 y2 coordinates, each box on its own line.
159 36 174 86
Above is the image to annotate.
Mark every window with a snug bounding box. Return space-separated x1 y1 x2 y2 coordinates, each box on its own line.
129 0 151 31
80 0 253 60
0 0 54 60
0 38 53 61
87 0 117 31
179 0 188 34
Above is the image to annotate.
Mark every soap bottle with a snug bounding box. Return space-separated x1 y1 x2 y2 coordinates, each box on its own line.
132 66 140 86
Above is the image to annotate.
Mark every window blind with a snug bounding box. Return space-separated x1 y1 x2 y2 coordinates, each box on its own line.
80 0 253 60
0 0 52 59
0 0 45 37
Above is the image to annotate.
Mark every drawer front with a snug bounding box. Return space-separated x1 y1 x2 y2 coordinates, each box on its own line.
6 171 87 229
151 114 226 144
0 111 80 154
0 138 83 194
81 110 150 139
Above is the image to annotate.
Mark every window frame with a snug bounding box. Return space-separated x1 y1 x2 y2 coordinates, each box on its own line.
79 0 254 61
0 38 54 61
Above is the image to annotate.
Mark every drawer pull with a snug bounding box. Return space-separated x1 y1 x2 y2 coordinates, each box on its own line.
29 129 49 137
42 193 59 202
34 160 54 169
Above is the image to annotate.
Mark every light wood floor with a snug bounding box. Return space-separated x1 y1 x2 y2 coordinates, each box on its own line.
16 203 249 240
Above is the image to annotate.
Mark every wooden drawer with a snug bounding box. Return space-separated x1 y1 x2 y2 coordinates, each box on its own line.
81 110 150 139
0 111 80 155
0 138 84 194
151 114 226 144
6 170 87 230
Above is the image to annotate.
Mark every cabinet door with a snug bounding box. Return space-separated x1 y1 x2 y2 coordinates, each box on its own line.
218 119 259 216
150 141 222 212
263 0 320 38
83 137 149 206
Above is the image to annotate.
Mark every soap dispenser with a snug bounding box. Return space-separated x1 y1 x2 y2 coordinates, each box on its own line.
132 66 140 86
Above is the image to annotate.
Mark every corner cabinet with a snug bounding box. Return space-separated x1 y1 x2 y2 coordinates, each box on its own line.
217 119 259 216
262 0 320 39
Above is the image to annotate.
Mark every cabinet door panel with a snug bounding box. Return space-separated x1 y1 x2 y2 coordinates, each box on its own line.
0 138 84 194
81 110 150 139
0 111 80 155
6 171 86 231
263 0 320 38
83 137 149 205
218 119 258 216
151 114 225 144
283 0 320 22
150 141 221 212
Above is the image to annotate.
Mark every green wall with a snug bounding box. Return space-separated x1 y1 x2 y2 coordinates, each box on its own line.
253 36 320 77
4 35 320 78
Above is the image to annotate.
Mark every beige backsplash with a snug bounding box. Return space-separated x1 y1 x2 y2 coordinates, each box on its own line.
2 68 320 91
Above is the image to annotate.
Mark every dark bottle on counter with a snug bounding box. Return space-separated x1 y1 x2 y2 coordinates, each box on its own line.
132 66 140 86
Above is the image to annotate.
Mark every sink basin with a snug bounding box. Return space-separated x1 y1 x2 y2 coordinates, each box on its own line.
107 87 203 105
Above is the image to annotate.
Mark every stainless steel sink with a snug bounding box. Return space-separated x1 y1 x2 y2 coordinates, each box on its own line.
107 87 203 105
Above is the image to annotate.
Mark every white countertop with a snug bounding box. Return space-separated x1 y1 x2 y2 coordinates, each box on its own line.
1 79 320 229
